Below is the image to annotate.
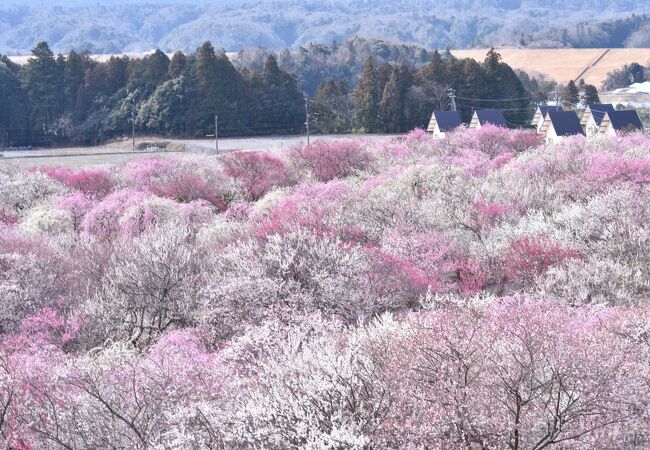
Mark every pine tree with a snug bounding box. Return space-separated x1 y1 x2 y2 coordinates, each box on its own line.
353 56 380 132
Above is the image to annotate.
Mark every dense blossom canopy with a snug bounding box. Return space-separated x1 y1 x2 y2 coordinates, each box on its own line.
1 125 650 448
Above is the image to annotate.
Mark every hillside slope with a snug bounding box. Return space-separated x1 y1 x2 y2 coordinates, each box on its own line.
1 0 650 54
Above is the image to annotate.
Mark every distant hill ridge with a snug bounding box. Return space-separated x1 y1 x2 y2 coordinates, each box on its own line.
1 0 650 54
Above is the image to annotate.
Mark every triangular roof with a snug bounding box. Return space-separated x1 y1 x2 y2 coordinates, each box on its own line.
547 111 584 136
601 110 643 132
474 109 507 127
531 105 559 126
585 103 616 126
539 105 554 115
427 111 462 133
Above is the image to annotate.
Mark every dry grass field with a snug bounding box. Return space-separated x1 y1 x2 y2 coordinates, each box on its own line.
452 48 650 87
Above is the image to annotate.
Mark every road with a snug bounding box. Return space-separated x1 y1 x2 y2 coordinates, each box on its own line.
173 133 400 153
1 133 400 168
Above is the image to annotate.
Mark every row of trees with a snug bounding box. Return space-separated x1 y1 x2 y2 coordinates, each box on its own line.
1 41 538 147
603 61 649 91
0 42 305 147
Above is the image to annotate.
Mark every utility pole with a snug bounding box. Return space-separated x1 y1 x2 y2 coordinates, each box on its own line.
131 112 135 151
305 96 310 146
214 114 219 154
555 85 560 111
447 88 457 112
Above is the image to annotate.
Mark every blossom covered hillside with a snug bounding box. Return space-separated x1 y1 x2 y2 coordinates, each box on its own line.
1 126 650 448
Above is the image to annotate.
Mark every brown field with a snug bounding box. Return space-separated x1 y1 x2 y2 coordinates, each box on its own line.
452 48 650 87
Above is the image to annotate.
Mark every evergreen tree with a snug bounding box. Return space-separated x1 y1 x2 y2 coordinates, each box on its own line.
140 75 197 136
563 80 580 108
20 42 65 137
380 69 400 132
627 62 646 83
0 54 20 75
380 64 414 132
482 48 530 125
168 51 187 79
582 84 600 104
419 50 445 84
105 56 129 96
194 42 249 133
0 62 29 146
258 55 304 135
354 56 380 132
127 49 169 97
64 50 92 117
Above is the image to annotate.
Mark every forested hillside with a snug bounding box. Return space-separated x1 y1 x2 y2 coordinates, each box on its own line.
1 41 542 147
513 14 650 48
1 0 649 54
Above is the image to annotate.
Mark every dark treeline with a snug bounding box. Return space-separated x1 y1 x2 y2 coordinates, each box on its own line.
1 41 535 147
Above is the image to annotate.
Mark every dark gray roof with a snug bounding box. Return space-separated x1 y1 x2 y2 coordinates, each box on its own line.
587 103 615 126
548 111 584 136
475 109 507 126
433 111 462 131
607 110 643 131
538 105 556 117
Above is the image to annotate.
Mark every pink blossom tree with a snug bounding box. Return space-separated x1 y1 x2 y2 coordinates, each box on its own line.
222 151 293 201
290 140 375 181
34 166 116 198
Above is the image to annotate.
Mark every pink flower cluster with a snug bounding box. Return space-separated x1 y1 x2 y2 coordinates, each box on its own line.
2 128 650 447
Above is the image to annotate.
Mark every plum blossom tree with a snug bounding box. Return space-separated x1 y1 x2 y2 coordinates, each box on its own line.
82 224 208 347
0 230 74 333
0 165 63 221
290 140 375 182
122 156 231 209
56 192 93 233
222 151 293 201
34 165 116 198
0 128 650 448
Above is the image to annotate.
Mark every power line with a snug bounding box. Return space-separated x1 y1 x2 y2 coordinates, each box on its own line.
454 95 533 102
